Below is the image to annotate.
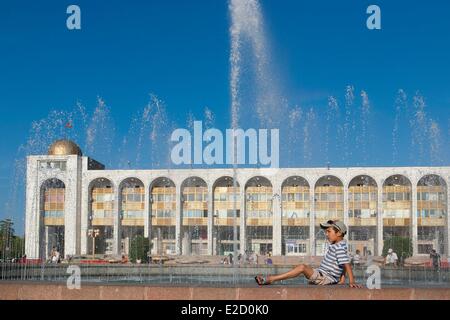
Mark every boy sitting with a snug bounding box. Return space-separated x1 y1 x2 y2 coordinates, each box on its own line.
255 220 361 288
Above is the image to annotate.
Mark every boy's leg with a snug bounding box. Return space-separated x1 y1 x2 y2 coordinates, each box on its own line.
257 264 314 284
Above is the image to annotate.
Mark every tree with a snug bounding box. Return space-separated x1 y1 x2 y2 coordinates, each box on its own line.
382 236 413 264
129 234 150 263
0 219 24 260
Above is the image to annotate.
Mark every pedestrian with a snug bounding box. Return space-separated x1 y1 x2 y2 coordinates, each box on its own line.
385 248 398 267
352 249 361 268
430 249 441 272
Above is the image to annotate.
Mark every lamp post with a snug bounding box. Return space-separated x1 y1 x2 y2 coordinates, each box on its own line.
88 228 100 259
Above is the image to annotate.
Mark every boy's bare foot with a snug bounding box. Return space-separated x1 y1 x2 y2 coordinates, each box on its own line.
255 275 271 285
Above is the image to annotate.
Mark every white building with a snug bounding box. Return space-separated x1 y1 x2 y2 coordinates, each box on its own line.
25 140 450 260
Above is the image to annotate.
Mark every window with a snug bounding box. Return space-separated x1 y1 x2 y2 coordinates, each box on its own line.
361 209 371 218
418 244 433 254
226 210 240 218
40 161 67 171
299 243 307 253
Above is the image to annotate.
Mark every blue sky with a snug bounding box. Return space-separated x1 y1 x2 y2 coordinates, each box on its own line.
0 0 449 234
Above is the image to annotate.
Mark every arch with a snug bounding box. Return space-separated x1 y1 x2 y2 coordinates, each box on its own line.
150 176 177 256
88 177 115 192
180 176 209 255
245 176 274 255
87 177 115 256
119 177 144 190
245 176 272 189
282 176 309 188
119 177 145 221
416 174 447 255
181 176 208 189
212 176 241 255
41 178 66 190
383 174 412 187
347 175 378 256
418 174 447 187
281 175 311 255
40 178 66 220
382 174 412 255
88 177 115 223
314 175 345 255
348 175 378 189
315 175 343 188
213 176 240 190
40 178 66 221
150 177 176 190
40 178 66 260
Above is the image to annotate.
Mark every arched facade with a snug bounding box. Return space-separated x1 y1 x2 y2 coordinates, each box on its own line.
245 176 273 255
382 175 412 256
88 178 115 256
40 178 65 260
281 176 310 256
119 178 145 261
347 175 378 256
25 147 450 260
150 177 176 255
212 176 240 255
417 174 447 255
180 177 208 255
314 175 344 255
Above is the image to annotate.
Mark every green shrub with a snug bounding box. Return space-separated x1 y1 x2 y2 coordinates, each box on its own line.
382 236 413 262
129 235 150 263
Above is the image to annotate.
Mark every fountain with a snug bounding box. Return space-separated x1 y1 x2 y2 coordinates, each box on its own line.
0 0 449 295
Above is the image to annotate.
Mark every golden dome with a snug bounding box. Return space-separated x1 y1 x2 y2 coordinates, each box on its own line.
48 140 82 156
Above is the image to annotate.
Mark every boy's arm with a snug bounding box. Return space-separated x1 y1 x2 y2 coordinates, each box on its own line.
343 263 361 288
338 273 346 284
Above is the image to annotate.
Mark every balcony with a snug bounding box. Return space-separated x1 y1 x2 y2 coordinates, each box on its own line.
182 217 208 226
246 217 272 226
152 217 176 226
44 217 64 226
282 218 309 226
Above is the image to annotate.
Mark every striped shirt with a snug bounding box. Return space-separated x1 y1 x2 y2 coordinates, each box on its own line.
317 240 351 283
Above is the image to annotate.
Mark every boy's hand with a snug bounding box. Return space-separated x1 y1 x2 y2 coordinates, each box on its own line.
349 282 362 288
